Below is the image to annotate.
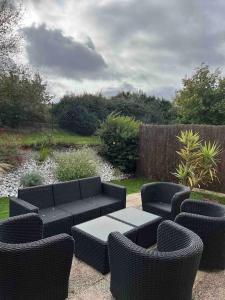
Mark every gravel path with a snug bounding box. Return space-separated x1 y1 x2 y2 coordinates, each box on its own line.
0 149 124 197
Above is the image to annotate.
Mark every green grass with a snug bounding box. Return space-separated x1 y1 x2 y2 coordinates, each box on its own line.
0 130 101 148
111 178 225 205
111 178 149 194
0 197 9 220
191 191 225 205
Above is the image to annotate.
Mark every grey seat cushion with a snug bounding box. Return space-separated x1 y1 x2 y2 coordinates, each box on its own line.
53 180 81 206
18 184 54 209
39 207 73 237
58 200 101 225
144 202 171 219
58 200 96 214
39 207 72 224
86 195 121 208
86 195 123 215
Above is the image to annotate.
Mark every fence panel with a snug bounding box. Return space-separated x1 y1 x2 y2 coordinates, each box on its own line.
137 124 225 192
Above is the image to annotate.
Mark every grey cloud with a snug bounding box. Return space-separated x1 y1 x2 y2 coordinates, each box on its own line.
86 0 225 68
102 82 137 97
23 24 108 80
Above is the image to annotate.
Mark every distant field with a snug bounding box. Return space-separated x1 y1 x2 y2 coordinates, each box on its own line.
0 130 101 148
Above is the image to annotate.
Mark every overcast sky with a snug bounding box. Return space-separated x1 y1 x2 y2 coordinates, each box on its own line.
20 0 225 100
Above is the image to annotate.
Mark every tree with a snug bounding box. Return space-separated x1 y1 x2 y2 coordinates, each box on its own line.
0 0 22 70
0 67 51 128
174 64 225 124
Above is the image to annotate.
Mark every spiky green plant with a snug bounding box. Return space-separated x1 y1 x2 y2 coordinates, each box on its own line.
173 130 221 189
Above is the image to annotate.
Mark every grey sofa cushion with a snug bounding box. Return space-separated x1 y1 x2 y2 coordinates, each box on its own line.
18 184 54 209
79 177 102 199
58 199 101 225
53 180 81 206
39 207 73 237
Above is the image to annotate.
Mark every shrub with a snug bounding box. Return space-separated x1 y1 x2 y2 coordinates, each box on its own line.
99 113 141 173
38 147 52 163
55 147 98 181
0 134 22 165
58 105 99 136
173 130 221 189
20 171 44 187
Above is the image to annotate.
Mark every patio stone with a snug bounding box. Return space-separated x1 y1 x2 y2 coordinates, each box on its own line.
68 192 225 300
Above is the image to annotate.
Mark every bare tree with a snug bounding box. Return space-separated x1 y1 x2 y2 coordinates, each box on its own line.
0 0 22 70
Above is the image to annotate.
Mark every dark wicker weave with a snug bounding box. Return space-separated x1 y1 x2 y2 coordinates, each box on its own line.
108 220 203 300
72 216 137 274
141 182 190 220
0 213 74 300
176 199 225 270
10 177 126 237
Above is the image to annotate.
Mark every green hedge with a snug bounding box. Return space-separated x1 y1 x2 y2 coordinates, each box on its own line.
99 114 141 173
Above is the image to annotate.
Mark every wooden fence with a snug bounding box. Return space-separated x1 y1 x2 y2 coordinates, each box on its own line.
137 124 225 193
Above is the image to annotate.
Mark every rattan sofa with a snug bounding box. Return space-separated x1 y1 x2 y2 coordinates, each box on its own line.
176 199 225 270
141 182 190 220
10 177 126 237
0 213 74 300
108 220 203 300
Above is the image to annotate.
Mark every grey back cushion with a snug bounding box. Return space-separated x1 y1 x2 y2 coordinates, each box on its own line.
53 180 81 206
79 177 102 199
18 184 54 209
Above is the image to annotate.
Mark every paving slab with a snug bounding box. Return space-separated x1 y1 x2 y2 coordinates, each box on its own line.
68 192 225 300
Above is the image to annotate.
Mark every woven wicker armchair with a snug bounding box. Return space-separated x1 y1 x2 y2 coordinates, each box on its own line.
141 182 190 220
176 199 225 270
108 220 203 300
0 213 74 300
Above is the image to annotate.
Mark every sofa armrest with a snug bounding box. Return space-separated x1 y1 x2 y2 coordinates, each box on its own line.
9 196 39 217
102 182 126 205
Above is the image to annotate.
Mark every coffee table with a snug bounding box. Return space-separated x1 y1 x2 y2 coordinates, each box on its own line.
108 207 162 247
71 216 137 274
71 208 162 274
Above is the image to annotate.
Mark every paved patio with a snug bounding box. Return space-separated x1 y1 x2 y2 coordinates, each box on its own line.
68 193 225 300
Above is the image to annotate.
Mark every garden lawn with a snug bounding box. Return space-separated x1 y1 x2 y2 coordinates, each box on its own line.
0 197 9 220
0 130 101 148
111 178 150 194
112 178 225 205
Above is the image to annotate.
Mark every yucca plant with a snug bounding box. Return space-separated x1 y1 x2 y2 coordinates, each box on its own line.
173 130 221 189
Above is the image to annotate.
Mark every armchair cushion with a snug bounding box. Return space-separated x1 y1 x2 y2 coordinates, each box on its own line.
144 202 171 219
